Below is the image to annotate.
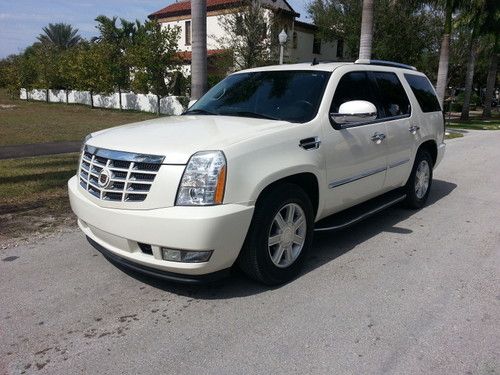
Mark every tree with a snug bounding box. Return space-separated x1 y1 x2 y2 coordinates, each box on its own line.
434 0 468 107
216 0 273 70
359 0 374 59
481 0 500 117
191 0 208 99
94 15 138 110
308 0 362 59
128 20 180 115
68 42 115 108
459 1 485 120
37 23 82 49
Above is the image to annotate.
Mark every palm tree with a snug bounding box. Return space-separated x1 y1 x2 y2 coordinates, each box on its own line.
481 0 500 118
191 0 208 100
358 0 374 60
435 0 466 107
37 23 81 49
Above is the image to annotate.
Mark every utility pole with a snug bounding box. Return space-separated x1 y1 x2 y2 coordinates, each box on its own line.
191 0 207 100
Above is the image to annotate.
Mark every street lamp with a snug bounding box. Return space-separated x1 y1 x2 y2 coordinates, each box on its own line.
278 29 287 65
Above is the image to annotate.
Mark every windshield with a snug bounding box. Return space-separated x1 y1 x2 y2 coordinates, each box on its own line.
185 70 331 123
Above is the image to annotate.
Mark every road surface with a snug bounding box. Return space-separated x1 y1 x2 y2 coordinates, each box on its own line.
1 130 499 374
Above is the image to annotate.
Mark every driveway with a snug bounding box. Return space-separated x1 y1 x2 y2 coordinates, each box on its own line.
1 131 499 375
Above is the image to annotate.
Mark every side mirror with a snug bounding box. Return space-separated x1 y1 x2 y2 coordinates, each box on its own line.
188 99 197 108
330 100 377 129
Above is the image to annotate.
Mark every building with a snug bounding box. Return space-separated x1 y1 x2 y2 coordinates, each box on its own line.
148 0 345 74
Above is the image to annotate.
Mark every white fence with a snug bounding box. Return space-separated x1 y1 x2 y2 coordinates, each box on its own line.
20 89 186 116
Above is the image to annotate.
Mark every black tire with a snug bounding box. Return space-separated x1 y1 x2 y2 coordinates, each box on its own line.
404 149 433 209
237 183 314 285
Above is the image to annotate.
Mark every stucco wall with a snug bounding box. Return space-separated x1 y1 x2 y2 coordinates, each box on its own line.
20 89 185 115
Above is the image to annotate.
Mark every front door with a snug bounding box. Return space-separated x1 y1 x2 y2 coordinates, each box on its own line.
322 70 389 216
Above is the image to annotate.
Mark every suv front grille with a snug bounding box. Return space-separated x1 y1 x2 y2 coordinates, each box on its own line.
79 145 164 202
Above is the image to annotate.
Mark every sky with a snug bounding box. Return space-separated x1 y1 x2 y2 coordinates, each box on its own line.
0 0 309 58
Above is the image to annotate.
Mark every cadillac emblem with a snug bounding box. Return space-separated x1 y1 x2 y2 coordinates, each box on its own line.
98 168 111 188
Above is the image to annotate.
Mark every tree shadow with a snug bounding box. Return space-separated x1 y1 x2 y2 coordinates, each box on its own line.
104 179 457 299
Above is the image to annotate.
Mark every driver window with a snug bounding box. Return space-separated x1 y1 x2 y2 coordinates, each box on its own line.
330 71 380 118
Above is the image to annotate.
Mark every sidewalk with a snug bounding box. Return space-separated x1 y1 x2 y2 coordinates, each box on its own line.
0 141 81 160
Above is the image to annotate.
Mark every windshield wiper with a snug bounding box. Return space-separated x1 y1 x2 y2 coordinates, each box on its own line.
183 109 218 115
220 111 280 121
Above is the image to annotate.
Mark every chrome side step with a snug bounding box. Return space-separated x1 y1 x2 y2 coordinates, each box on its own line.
314 190 406 232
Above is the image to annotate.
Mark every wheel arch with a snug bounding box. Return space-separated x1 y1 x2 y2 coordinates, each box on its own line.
254 172 320 217
417 139 438 167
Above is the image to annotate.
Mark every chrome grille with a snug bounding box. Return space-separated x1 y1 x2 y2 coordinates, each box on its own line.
79 145 164 202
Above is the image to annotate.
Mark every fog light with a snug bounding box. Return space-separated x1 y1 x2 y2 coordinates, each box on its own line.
161 248 213 263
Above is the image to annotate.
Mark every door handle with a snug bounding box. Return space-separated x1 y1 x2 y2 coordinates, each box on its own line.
409 125 420 134
371 132 386 143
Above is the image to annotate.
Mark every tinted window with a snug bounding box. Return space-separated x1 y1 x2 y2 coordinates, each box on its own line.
373 72 411 117
187 71 331 123
404 74 441 112
331 71 380 117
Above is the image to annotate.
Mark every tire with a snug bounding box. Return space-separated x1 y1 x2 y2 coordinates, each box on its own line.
237 183 314 285
404 149 433 209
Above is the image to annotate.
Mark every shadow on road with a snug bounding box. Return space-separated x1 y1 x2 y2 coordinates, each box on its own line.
109 179 457 299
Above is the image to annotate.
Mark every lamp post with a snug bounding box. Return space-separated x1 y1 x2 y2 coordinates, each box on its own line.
278 29 287 65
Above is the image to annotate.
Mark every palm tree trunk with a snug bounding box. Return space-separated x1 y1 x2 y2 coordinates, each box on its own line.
46 88 49 103
156 94 161 116
118 87 123 111
191 0 207 100
460 35 479 121
483 36 498 118
358 0 374 60
90 90 94 109
65 89 69 104
435 0 453 108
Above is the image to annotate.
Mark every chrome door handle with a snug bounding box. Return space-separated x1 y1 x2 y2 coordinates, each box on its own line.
371 133 386 143
409 125 420 134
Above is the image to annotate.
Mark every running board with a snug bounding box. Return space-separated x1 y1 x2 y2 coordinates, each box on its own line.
314 189 406 232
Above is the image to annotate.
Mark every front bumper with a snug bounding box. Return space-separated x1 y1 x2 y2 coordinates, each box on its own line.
68 176 254 277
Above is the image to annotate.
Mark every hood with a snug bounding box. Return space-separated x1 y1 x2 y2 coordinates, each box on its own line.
87 115 289 164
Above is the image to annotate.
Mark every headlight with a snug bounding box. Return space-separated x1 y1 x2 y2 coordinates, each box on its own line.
176 151 227 206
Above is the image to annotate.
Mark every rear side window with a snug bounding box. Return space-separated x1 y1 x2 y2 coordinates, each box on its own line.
404 74 441 112
372 72 411 118
330 71 380 117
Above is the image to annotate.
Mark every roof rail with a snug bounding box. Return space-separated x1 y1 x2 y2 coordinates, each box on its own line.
354 59 417 71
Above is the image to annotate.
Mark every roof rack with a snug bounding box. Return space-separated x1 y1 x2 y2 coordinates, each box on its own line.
354 59 417 71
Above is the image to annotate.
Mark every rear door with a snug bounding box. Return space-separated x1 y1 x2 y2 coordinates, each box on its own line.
369 71 415 189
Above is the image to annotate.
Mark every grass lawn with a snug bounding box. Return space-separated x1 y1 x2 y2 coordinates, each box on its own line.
0 153 79 241
0 89 158 146
445 132 464 139
447 117 500 131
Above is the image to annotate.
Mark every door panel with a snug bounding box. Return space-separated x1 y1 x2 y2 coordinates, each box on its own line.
322 122 388 216
384 116 415 188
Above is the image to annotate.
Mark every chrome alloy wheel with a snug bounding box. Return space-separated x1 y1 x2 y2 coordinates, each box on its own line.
415 159 430 199
268 203 307 268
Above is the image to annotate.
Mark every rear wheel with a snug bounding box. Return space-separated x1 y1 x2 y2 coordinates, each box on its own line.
238 183 314 285
404 149 433 209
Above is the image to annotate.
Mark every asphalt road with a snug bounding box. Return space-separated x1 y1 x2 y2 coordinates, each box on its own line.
1 131 499 375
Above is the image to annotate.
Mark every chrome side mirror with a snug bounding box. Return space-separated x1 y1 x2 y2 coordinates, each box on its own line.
330 100 377 129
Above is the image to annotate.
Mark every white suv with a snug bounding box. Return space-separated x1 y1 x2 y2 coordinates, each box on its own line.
68 60 445 285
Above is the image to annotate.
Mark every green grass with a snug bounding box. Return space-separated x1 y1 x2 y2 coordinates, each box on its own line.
0 153 79 240
445 132 464 139
447 118 500 130
0 89 158 146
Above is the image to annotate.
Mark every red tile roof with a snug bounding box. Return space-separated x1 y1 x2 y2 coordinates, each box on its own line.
149 0 242 19
149 0 299 19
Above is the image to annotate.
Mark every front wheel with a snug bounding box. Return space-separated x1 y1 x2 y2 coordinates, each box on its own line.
404 149 433 209
237 183 314 285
